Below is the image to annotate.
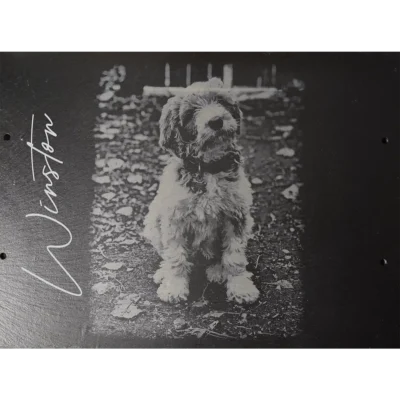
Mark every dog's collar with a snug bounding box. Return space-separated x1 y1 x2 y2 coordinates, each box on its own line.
183 150 242 175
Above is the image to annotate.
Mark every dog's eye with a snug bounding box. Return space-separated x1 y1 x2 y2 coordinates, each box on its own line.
178 125 196 143
181 109 195 127
217 97 240 120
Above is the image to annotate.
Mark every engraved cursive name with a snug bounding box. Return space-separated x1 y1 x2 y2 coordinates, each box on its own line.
24 114 82 296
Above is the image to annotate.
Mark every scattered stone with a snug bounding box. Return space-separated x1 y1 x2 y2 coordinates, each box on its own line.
173 318 189 330
93 207 102 216
127 173 143 184
276 147 295 157
281 184 299 201
282 249 290 254
276 279 294 289
92 175 111 184
133 133 148 141
102 192 116 200
116 206 133 216
92 281 115 295
275 125 293 132
98 91 114 102
103 262 123 271
108 158 124 170
251 177 263 185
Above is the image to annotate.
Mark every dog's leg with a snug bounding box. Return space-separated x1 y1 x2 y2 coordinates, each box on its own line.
143 204 163 256
153 219 192 303
221 217 259 304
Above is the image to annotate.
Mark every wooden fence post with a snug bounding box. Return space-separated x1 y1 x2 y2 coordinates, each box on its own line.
164 63 170 87
223 64 233 88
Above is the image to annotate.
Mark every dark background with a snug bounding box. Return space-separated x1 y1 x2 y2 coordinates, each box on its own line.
0 53 398 347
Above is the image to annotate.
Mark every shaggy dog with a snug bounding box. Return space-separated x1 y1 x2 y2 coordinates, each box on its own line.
143 77 259 304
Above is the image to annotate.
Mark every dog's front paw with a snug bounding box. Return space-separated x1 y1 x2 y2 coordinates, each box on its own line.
153 267 168 284
157 276 189 304
206 264 227 283
226 274 259 304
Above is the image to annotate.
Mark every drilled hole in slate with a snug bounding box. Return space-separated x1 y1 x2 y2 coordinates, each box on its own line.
0 253 6 260
380 258 388 266
3 134 11 141
381 137 389 144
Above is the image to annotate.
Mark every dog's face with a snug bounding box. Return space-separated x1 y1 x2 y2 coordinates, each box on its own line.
159 78 242 158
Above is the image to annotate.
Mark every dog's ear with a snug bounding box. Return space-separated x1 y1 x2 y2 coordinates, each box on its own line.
159 96 182 154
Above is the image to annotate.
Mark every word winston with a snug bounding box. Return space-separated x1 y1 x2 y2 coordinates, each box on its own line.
25 114 82 296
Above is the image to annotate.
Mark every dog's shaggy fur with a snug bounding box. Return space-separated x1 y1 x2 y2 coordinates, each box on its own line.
143 78 259 304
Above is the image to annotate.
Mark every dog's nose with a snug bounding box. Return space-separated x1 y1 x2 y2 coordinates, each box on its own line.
208 117 224 131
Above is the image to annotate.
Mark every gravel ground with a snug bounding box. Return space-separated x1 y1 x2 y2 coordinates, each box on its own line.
89 66 305 342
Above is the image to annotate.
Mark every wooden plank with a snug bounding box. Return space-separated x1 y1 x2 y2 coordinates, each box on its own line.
142 85 280 101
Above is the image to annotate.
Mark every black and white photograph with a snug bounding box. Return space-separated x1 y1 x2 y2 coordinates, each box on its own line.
89 59 305 342
1 52 398 350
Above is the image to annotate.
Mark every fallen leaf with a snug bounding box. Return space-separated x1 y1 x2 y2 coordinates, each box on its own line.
111 302 143 319
127 173 143 184
131 163 146 172
106 128 120 135
239 313 248 324
173 317 189 330
116 206 133 216
275 175 283 180
192 300 208 308
94 270 117 280
276 279 294 289
209 320 219 330
92 175 111 184
281 184 299 201
98 91 114 102
251 177 263 185
270 213 276 224
205 311 225 318
275 125 293 132
191 328 207 338
276 147 295 157
117 293 141 303
108 158 124 170
102 192 116 200
282 249 290 254
103 262 123 270
148 183 158 192
115 235 127 242
119 238 138 245
133 133 148 141
92 281 114 295
126 268 133 272
94 132 115 140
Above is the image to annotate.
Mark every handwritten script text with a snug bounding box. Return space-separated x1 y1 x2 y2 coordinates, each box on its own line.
25 114 82 296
